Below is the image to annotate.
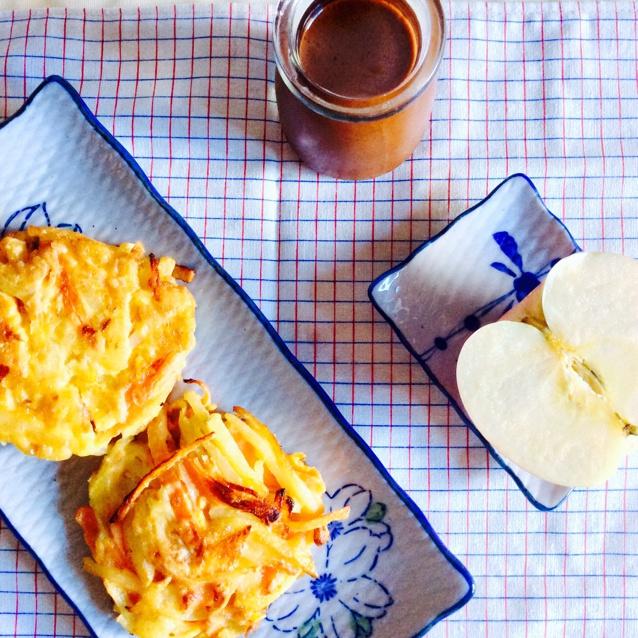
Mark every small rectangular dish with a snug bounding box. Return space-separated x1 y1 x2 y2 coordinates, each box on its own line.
369 174 581 511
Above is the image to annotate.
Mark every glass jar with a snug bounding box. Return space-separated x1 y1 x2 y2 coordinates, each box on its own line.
273 0 446 180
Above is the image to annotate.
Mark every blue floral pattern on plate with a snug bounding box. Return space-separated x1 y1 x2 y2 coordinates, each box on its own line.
369 175 581 511
267 484 393 637
2 201 81 236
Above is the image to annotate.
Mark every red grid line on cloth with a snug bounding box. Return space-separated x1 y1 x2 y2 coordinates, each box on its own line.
595 3 606 254
0 2 636 638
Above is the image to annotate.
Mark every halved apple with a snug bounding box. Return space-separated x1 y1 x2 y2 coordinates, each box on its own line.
456 251 638 487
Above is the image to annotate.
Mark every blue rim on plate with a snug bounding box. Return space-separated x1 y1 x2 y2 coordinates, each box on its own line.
0 76 474 638
369 174 581 512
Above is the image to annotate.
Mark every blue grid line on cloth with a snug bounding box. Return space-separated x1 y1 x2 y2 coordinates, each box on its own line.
0 1 636 637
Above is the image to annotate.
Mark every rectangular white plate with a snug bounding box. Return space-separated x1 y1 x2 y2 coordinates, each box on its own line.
0 76 473 638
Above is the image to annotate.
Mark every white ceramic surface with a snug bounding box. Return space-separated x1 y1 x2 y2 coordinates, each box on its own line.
0 77 473 638
369 174 581 511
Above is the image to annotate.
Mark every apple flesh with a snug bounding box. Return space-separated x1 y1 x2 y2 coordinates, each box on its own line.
456 251 638 487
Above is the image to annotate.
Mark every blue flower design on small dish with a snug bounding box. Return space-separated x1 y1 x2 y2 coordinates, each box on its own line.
422 230 559 363
266 484 394 637
490 230 543 301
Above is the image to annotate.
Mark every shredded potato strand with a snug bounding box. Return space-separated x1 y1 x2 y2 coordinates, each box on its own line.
113 429 218 523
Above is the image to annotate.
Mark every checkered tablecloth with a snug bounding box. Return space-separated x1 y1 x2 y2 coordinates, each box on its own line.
0 2 637 636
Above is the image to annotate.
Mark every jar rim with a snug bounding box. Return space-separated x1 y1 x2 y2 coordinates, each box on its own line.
273 0 446 122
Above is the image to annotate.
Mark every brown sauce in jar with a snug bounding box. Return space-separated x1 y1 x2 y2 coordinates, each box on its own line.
274 0 443 180
297 0 419 100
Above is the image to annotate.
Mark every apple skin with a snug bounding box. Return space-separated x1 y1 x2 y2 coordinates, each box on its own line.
456 251 638 488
